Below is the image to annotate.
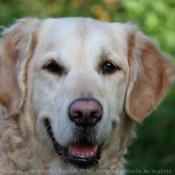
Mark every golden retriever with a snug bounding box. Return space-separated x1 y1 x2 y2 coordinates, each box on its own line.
0 17 174 175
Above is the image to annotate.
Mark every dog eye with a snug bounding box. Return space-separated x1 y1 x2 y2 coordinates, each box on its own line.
101 61 120 74
44 62 63 74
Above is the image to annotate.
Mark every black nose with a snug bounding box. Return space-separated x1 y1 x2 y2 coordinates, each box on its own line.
69 98 102 127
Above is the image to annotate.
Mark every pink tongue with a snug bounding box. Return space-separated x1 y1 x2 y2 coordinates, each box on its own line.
70 143 95 154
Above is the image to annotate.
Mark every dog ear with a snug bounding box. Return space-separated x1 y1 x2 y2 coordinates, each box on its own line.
125 30 175 122
0 18 40 117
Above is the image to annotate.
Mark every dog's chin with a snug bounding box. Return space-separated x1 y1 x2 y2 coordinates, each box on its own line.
45 119 103 169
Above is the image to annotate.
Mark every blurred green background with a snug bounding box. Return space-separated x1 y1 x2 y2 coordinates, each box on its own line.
0 0 175 174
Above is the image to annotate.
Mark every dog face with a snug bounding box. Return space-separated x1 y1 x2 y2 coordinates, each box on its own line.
0 18 174 171
30 18 129 168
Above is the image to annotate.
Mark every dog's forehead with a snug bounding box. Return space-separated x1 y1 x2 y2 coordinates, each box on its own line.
35 18 129 69
37 18 128 51
39 18 110 37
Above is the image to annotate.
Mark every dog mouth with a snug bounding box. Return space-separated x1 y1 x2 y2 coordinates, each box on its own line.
45 119 102 169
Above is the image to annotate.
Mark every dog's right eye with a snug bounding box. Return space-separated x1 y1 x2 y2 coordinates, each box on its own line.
44 61 63 75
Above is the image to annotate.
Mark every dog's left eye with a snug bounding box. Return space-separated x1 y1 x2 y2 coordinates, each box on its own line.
44 62 63 74
101 61 121 74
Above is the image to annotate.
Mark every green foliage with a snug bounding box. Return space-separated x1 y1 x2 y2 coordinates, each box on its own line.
0 0 175 174
117 0 175 66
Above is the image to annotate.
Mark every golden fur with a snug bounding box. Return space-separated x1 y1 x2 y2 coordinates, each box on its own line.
0 18 174 175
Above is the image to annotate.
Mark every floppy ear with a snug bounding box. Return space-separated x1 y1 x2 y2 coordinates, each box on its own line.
0 18 40 117
125 30 175 122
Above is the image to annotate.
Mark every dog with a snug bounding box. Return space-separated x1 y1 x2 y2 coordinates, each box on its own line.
0 17 174 175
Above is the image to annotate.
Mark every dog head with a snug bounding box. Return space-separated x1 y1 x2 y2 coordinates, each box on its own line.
0 18 174 170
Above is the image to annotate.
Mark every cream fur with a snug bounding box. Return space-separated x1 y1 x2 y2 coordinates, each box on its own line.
0 17 174 175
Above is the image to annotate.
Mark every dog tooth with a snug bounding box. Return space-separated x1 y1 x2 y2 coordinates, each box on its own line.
76 152 81 156
72 151 76 156
86 153 90 157
80 154 86 158
90 152 94 156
